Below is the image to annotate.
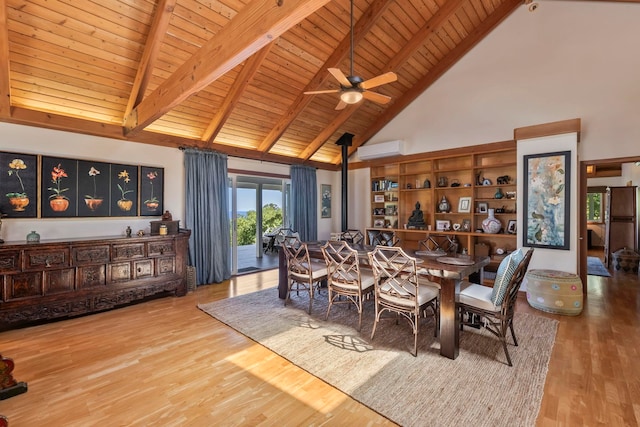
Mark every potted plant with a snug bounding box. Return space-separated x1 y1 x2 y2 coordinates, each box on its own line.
6 158 30 211
117 170 134 211
84 166 103 211
144 170 159 210
48 163 70 212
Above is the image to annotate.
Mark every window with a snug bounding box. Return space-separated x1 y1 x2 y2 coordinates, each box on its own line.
586 192 603 223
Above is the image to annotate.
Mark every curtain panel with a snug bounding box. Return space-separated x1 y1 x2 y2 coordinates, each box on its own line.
291 165 317 242
184 149 230 284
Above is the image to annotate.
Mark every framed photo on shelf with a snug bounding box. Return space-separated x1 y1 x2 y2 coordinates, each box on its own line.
458 196 471 213
523 151 570 250
374 194 385 203
436 220 451 231
462 219 471 231
507 220 517 234
477 202 488 214
373 219 385 228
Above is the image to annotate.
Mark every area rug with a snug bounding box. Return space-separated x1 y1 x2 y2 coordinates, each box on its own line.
198 289 558 427
587 256 611 277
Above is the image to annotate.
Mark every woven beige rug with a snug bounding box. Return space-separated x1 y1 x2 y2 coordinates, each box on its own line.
198 288 557 427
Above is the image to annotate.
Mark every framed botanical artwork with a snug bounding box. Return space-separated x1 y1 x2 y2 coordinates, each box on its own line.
523 151 570 250
436 220 451 231
321 184 331 218
41 156 78 218
110 164 138 217
140 166 164 216
477 202 488 214
507 219 517 234
77 160 110 217
458 197 471 213
0 151 38 218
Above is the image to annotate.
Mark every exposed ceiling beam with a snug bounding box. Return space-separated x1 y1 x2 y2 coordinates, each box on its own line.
123 0 177 119
123 0 332 136
256 0 394 154
303 0 465 163
340 0 523 161
201 43 273 145
0 0 11 118
2 107 338 171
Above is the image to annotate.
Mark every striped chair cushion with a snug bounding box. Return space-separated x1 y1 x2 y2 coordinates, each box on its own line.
490 248 524 306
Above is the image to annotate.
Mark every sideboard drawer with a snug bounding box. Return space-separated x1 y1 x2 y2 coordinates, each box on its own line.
148 240 175 257
24 248 70 271
0 250 21 274
72 245 110 265
112 243 145 261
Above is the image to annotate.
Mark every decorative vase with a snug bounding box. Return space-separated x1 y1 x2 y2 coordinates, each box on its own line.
50 197 69 212
494 188 504 199
8 196 29 212
117 199 133 212
26 230 40 243
482 208 502 234
85 198 103 211
438 195 450 213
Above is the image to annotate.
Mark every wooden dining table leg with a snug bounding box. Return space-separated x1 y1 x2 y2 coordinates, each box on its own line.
439 278 460 359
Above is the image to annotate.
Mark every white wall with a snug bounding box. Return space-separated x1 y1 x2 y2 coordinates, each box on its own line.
0 122 183 242
517 133 579 272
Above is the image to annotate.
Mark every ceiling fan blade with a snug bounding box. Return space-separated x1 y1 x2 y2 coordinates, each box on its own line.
304 89 340 95
363 91 392 105
360 72 397 90
328 68 352 87
335 99 348 111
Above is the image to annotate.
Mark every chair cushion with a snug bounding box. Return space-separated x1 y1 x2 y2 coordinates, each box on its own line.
457 283 499 312
380 281 438 307
490 248 524 306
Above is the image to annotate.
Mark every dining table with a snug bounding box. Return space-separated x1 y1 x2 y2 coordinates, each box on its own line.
277 241 490 360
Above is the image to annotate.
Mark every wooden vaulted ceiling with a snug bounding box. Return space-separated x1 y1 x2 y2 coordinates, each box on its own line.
0 0 546 170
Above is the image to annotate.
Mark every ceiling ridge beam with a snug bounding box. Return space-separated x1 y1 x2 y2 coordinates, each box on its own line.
123 0 177 119
337 0 522 162
256 0 394 154
201 43 273 145
122 0 331 136
0 0 11 117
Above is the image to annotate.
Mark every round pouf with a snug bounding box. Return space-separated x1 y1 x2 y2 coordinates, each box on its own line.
524 269 583 316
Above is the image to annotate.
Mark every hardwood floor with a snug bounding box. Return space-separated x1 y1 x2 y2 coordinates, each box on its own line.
1 267 639 426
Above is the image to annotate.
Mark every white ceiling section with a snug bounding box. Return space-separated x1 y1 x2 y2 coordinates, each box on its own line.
366 1 640 162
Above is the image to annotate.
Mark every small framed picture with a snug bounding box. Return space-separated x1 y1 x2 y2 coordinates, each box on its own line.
462 219 471 231
507 220 517 234
436 220 451 231
477 202 488 214
373 219 385 228
374 194 385 203
458 196 471 213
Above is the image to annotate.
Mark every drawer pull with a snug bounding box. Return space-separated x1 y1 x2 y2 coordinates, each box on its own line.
45 258 51 268
137 267 142 273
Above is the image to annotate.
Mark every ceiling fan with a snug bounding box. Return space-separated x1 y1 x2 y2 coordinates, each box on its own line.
304 0 397 110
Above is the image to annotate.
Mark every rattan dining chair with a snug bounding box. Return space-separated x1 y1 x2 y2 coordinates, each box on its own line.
367 229 399 247
321 240 374 331
457 248 534 366
339 229 365 246
282 236 328 314
368 246 439 357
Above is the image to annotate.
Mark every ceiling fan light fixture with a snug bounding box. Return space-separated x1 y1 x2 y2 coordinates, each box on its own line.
340 90 363 104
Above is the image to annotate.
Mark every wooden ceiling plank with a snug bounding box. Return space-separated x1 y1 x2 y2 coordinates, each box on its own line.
123 0 332 136
300 105 359 161
255 0 395 154
340 0 522 162
124 0 177 118
202 43 273 144
0 0 11 117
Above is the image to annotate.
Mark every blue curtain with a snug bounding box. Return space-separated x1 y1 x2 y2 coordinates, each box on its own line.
184 148 230 284
291 165 317 241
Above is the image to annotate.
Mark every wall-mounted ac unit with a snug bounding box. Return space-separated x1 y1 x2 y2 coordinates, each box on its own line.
357 140 405 160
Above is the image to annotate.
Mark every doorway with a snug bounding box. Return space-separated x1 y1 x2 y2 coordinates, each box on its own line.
228 174 290 275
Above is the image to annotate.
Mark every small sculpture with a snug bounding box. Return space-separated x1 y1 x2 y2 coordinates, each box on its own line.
407 201 426 229
126 226 132 237
162 210 173 221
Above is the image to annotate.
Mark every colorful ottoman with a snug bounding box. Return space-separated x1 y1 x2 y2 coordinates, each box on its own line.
524 269 583 316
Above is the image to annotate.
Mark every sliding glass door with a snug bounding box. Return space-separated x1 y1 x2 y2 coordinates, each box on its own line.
228 174 289 275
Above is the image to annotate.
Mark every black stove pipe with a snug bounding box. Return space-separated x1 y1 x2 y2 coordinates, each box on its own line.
335 133 354 232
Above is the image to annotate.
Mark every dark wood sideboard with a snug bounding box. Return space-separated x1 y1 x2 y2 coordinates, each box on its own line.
0 230 191 327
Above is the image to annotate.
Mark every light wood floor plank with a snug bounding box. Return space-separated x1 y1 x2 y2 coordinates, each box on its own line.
1 264 639 426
